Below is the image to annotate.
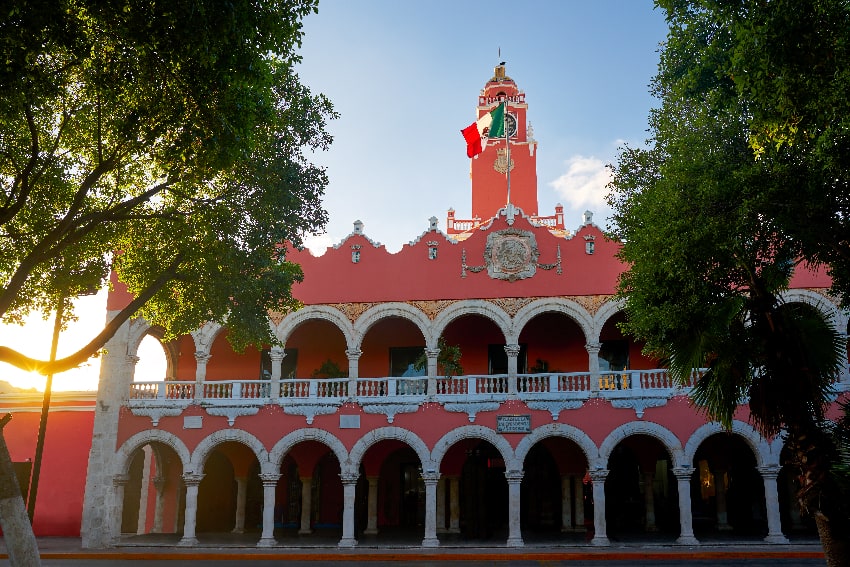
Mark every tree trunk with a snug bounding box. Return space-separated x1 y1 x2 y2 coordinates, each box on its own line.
0 414 41 566
815 512 850 567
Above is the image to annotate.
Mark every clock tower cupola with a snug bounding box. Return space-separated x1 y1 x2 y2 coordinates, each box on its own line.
471 63 538 221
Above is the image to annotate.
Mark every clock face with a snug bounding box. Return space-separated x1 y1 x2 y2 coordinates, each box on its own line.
506 113 518 137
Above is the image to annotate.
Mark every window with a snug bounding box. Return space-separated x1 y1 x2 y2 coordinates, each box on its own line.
488 344 527 374
598 340 629 372
260 348 298 379
389 347 426 377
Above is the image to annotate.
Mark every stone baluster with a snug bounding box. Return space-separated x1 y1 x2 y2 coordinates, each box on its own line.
758 466 789 544
505 470 524 547
178 472 204 546
589 469 610 546
422 472 440 547
338 472 359 548
672 467 699 545
257 473 280 547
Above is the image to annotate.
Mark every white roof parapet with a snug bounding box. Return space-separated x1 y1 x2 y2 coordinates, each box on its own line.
332 219 383 249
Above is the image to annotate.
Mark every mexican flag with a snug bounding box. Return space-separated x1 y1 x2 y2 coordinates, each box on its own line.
460 102 505 158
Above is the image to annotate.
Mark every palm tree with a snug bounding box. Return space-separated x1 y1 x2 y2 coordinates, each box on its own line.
665 291 847 565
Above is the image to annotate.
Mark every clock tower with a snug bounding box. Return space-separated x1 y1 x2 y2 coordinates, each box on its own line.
471 63 538 221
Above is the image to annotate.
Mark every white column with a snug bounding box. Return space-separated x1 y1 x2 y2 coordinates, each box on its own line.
178 473 204 546
232 476 247 534
338 472 358 548
151 476 166 534
257 473 280 547
505 470 524 547
436 478 447 533
269 347 284 401
364 476 379 535
299 476 313 535
422 473 440 547
644 472 657 532
560 475 573 532
504 344 521 394
425 347 440 396
759 466 789 544
589 469 609 546
574 477 586 532
112 474 129 540
448 476 460 533
136 446 153 534
345 349 361 397
713 469 731 531
193 352 211 402
673 467 699 545
585 342 601 393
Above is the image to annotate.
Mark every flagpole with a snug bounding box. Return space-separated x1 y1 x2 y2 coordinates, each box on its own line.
504 99 511 207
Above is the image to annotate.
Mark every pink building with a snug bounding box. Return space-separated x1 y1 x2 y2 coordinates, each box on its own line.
9 64 847 548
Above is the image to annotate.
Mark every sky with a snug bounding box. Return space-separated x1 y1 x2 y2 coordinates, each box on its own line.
0 0 669 392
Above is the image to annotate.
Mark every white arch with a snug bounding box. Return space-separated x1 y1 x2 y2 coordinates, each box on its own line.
591 297 628 343
431 300 512 344
781 288 847 331
347 427 432 476
353 303 434 347
190 321 224 355
275 305 356 350
684 421 773 468
268 429 349 473
115 429 191 476
431 425 517 470
511 298 594 345
514 423 599 467
188 429 269 474
598 421 685 468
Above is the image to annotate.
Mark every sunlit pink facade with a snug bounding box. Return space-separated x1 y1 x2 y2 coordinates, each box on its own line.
10 64 849 548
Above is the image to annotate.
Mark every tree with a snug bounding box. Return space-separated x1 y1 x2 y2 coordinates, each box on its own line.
1 1 335 559
608 1 849 562
0 0 336 375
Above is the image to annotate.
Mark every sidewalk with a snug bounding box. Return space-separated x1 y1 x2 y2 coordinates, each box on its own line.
0 535 826 562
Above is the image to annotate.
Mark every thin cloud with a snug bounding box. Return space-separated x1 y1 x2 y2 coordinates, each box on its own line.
548 155 612 211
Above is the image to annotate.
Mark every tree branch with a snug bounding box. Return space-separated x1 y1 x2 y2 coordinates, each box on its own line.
0 254 184 376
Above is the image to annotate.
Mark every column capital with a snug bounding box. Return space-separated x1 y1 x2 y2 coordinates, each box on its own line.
126 355 141 365
345 348 362 360
112 473 130 486
588 469 609 483
421 471 441 483
425 348 441 359
672 467 694 480
757 465 782 479
503 343 521 357
152 475 167 490
269 347 286 362
182 472 205 486
504 469 524 483
585 342 602 355
259 473 281 485
194 351 212 363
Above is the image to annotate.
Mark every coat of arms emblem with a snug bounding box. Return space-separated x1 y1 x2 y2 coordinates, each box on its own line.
493 148 514 174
